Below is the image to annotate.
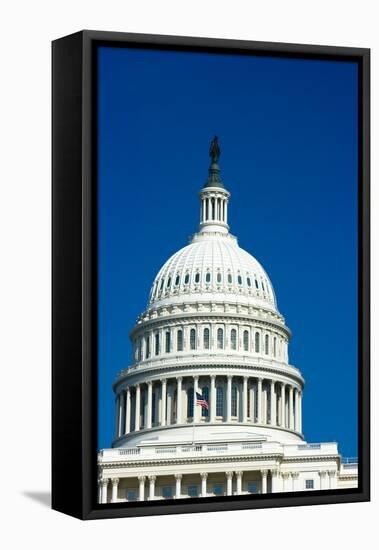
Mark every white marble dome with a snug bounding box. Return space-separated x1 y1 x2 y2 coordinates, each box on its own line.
148 231 278 312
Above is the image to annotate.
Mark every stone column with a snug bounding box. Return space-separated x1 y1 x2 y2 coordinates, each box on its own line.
226 471 233 496
100 479 109 504
148 475 156 500
138 475 146 501
270 380 276 426
118 391 125 437
289 386 294 430
175 473 182 499
328 470 337 489
242 377 248 423
257 378 263 424
146 381 153 429
249 384 255 422
111 478 119 503
271 469 281 493
226 375 232 422
235 471 243 495
135 384 141 431
176 377 182 424
281 383 286 428
282 472 290 492
210 375 216 422
200 472 208 497
193 376 199 422
298 391 302 433
319 471 328 490
115 394 120 438
261 470 268 494
291 472 299 491
161 379 167 427
125 388 131 435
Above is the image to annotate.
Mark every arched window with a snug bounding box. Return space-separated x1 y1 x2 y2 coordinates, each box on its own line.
205 272 211 283
177 329 183 351
247 276 252 287
160 279 164 291
203 328 210 349
190 328 196 350
155 333 160 355
255 279 259 289
138 338 142 361
243 330 249 351
195 272 200 284
217 272 222 283
265 334 269 355
262 281 266 292
255 332 260 353
187 387 194 418
231 385 238 417
237 274 242 285
216 386 224 417
184 273 190 285
217 328 224 349
227 273 232 284
230 329 237 350
165 331 171 353
145 336 150 358
201 387 209 417
175 274 180 287
273 337 277 357
167 276 171 288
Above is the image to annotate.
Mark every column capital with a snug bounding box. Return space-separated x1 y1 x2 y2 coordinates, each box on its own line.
328 470 337 478
147 380 153 386
176 376 183 383
243 375 248 381
135 383 140 389
291 472 299 479
225 471 234 479
161 378 167 384
282 472 290 479
138 475 146 482
111 477 119 486
126 386 130 394
319 471 328 479
235 470 243 478
210 374 216 380
261 469 268 478
227 374 232 381
270 469 280 476
100 478 109 486
193 375 199 381
174 473 183 480
200 472 208 480
148 475 156 482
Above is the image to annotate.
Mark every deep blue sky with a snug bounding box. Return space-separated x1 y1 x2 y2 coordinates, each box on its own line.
98 46 358 457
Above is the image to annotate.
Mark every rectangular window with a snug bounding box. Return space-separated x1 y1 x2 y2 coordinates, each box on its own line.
187 485 198 497
126 490 137 501
213 483 223 496
216 386 224 417
305 479 314 490
165 331 171 353
155 333 160 355
162 486 173 499
248 482 257 494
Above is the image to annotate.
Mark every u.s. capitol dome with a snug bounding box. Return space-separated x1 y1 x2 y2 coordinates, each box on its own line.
98 138 357 503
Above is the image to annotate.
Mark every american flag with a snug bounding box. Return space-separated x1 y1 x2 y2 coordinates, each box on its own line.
196 391 209 410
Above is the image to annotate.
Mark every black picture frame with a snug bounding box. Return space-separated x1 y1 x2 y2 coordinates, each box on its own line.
52 30 370 520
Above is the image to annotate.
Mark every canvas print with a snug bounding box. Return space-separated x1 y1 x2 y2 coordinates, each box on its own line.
97 46 358 504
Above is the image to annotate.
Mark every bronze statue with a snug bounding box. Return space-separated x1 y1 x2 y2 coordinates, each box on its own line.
209 136 220 163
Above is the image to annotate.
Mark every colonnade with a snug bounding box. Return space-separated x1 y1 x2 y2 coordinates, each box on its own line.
99 468 336 503
200 194 228 225
115 374 302 439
